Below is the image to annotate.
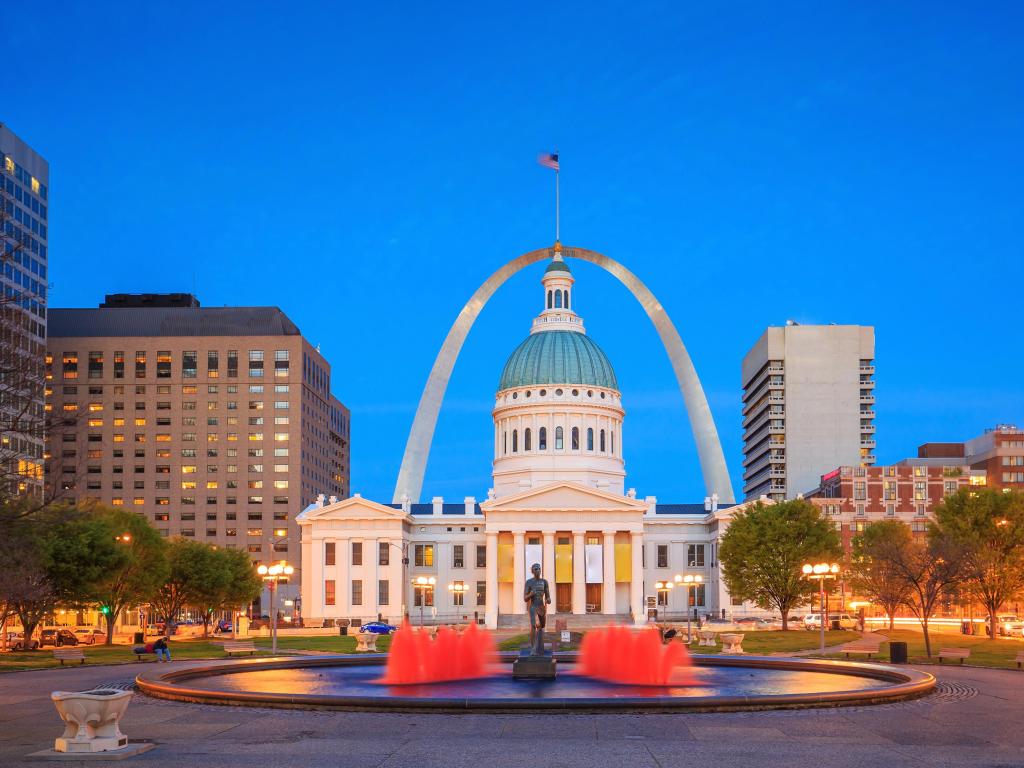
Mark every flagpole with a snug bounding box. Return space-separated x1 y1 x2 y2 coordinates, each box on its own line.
555 167 560 243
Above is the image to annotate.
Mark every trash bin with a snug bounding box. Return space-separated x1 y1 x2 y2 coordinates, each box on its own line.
831 619 841 631
133 631 144 644
961 620 972 635
890 640 908 664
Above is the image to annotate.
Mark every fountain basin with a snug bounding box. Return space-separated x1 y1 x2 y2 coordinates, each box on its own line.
136 653 934 712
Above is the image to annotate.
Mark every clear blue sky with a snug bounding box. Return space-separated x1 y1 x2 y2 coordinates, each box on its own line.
5 3 1022 503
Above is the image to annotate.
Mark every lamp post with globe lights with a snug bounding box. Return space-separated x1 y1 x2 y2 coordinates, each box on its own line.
654 580 674 622
257 562 294 654
802 562 840 652
674 573 703 643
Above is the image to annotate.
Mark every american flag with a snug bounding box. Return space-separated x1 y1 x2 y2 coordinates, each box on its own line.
537 152 559 171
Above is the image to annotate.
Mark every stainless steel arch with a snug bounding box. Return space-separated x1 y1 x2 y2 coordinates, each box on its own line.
393 245 735 504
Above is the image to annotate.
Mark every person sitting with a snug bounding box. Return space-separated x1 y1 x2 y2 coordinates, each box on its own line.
662 628 678 645
154 636 172 662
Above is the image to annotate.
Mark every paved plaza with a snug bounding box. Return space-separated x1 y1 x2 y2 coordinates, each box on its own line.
1 661 1023 767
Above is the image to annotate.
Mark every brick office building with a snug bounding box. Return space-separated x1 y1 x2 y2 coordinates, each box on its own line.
907 425 1024 492
46 295 350 613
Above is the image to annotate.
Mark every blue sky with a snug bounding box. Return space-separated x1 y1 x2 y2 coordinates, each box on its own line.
5 2 1022 503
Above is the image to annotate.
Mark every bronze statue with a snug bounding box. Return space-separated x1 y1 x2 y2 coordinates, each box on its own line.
524 563 551 655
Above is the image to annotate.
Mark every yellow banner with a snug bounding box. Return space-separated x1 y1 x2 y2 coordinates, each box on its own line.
555 542 573 583
615 541 631 582
497 542 513 583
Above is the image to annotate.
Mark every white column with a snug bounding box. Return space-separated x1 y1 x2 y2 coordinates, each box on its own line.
368 538 379 619
602 531 616 615
572 531 586 615
630 532 644 625
512 531 526 615
485 531 499 629
542 532 556 614
300 533 314 618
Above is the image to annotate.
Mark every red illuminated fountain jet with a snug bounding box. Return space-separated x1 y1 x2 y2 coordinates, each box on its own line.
577 625 694 686
381 620 497 685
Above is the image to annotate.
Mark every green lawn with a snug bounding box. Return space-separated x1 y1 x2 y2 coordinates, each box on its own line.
499 629 859 654
816 628 1024 669
0 633 392 673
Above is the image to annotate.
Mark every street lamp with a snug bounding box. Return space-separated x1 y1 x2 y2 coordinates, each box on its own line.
802 562 840 652
448 582 468 618
412 576 436 626
654 580 674 622
257 561 294 654
674 573 703 644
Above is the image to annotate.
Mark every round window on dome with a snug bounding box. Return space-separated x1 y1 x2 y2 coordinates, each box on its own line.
572 389 579 396
600 392 606 399
540 389 547 396
587 390 593 397
555 388 563 396
512 392 518 400
525 390 531 398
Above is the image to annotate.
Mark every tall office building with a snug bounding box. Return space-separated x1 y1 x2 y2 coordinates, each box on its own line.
741 324 875 501
46 295 350 609
0 124 49 495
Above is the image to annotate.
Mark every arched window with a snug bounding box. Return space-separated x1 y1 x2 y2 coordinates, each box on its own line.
563 290 570 310
571 426 579 450
539 427 547 450
600 429 606 452
503 431 507 455
587 427 594 451
611 429 615 455
547 290 552 309
554 291 563 309
524 428 532 451
555 426 564 450
512 429 518 453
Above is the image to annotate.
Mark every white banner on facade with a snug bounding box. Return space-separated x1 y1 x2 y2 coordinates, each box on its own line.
584 543 603 583
524 543 543 576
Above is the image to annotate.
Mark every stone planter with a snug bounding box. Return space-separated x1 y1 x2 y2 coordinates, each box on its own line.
51 688 132 753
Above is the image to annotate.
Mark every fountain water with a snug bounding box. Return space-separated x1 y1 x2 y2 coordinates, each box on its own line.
381 620 496 685
577 625 694 686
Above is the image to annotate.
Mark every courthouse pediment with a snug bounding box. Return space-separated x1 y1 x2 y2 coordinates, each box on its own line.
480 481 648 513
296 495 410 524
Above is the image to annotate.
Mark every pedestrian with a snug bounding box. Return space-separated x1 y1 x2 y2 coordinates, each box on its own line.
154 636 172 663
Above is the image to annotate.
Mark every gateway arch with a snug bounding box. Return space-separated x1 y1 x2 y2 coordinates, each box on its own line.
393 245 736 504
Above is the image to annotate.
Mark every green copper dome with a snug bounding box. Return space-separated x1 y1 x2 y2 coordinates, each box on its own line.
498 330 618 391
545 259 571 274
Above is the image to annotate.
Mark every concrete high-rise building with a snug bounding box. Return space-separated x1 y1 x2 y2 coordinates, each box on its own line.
0 124 49 495
741 324 876 501
46 295 350 612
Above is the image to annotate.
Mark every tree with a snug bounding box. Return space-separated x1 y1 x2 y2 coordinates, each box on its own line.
152 539 214 628
0 505 117 648
932 488 1024 638
875 527 963 657
849 520 914 630
188 546 262 638
87 508 168 644
719 499 843 630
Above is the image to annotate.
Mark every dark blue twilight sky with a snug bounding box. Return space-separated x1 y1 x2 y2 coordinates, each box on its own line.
4 3 1022 503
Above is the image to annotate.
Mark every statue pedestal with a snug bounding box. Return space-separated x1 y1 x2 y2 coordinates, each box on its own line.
512 651 556 680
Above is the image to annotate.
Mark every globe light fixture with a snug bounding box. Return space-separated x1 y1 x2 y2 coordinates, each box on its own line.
673 574 704 643
801 562 841 652
257 560 294 654
412 576 437 626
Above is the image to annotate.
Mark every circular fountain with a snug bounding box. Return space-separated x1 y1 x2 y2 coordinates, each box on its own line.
136 625 934 713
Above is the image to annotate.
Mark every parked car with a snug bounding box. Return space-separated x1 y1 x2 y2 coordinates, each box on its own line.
6 632 39 651
804 613 858 630
39 629 79 647
359 621 398 635
215 619 233 634
73 629 106 645
984 614 1021 636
